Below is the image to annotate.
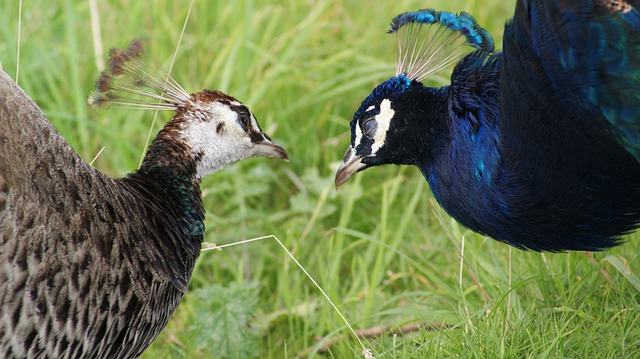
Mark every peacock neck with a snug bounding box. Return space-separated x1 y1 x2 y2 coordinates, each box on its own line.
396 84 451 167
419 52 503 186
417 56 505 239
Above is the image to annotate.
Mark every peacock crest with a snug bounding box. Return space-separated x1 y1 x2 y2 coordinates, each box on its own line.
389 9 495 82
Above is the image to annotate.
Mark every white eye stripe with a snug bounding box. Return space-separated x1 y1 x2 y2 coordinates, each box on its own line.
366 105 375 112
354 120 364 149
370 99 394 154
354 99 394 155
250 114 261 131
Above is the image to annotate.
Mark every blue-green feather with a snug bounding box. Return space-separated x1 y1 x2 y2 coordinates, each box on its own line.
520 0 640 160
137 134 205 243
388 9 495 52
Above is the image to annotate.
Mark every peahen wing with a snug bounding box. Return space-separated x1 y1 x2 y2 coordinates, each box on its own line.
0 70 192 357
0 70 94 210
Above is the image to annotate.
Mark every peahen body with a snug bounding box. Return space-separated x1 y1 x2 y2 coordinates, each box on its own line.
335 1 640 251
0 40 288 358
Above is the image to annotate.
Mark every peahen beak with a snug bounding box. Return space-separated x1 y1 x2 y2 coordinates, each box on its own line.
253 138 289 161
335 145 366 188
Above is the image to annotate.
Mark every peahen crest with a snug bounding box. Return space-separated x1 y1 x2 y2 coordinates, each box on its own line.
88 39 190 111
389 9 494 82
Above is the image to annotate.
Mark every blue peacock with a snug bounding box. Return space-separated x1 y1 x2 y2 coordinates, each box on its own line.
335 1 640 251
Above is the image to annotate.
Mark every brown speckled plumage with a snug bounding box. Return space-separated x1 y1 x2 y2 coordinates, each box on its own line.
0 69 196 358
0 41 287 359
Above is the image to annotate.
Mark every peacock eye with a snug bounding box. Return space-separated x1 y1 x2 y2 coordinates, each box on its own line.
362 118 377 138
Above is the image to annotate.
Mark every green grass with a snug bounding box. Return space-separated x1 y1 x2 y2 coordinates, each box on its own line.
3 0 640 358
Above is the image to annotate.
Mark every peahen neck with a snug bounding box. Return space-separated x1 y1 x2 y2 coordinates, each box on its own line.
132 123 205 240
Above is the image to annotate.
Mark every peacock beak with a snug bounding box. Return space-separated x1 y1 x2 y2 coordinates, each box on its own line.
335 145 366 188
253 138 289 161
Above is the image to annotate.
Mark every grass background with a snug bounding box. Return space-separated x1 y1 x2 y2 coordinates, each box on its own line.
2 0 640 357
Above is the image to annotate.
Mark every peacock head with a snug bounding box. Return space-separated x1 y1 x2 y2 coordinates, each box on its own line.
335 8 493 188
334 75 412 187
88 39 288 179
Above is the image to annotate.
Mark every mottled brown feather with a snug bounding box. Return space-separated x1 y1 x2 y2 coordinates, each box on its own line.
0 70 199 358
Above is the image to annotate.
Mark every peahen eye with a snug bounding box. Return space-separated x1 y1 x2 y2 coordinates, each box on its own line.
238 113 249 130
362 118 377 138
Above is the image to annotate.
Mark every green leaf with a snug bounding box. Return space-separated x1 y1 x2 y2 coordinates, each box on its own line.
187 282 261 359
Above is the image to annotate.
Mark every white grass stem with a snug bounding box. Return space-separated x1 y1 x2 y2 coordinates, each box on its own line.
88 0 104 72
89 146 106 166
459 235 473 332
459 235 464 287
15 0 23 83
506 246 512 332
202 235 373 358
139 0 195 167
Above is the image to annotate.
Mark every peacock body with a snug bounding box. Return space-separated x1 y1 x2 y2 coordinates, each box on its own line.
336 1 640 251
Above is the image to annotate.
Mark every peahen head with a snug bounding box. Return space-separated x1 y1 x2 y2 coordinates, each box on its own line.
89 40 288 180
335 9 493 187
147 89 288 178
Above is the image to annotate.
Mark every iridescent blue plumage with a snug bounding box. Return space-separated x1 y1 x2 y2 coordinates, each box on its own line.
351 75 410 126
337 0 640 251
521 0 640 160
388 9 494 52
620 8 640 29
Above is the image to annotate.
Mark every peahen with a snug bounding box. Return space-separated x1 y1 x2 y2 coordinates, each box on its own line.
0 40 288 358
335 1 640 251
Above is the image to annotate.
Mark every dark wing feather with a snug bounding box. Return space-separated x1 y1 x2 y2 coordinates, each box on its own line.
495 0 640 250
513 0 640 159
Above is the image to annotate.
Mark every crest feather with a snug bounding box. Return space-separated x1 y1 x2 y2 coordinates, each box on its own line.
87 39 190 112
388 9 494 82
